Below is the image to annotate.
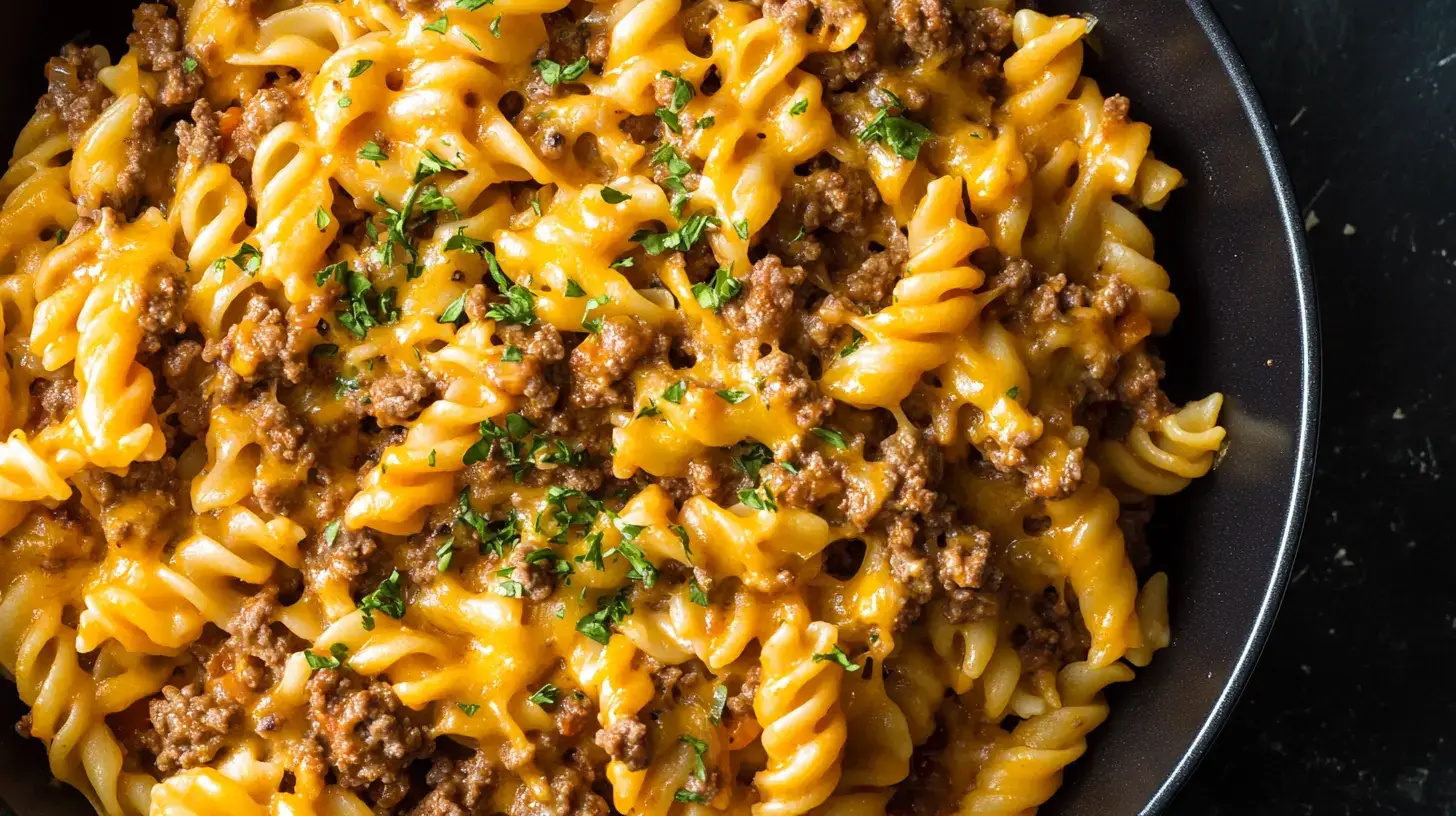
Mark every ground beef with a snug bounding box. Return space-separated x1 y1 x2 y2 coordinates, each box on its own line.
754 350 833 429
232 87 292 162
139 272 188 354
224 586 299 692
303 524 390 599
28 376 75 430
408 751 498 816
41 44 112 145
93 456 180 545
1016 586 1091 671
593 717 650 771
760 452 843 511
762 0 865 44
619 114 661 144
247 392 314 466
891 0 953 60
306 669 433 808
508 762 610 816
368 369 437 426
162 340 208 438
505 547 558 601
720 667 759 744
127 4 202 107
876 425 941 515
842 234 909 307
884 514 933 608
720 256 805 349
567 316 655 408
1023 445 1084 501
553 692 596 737
176 99 221 168
725 256 809 352
1116 351 1173 428
539 10 606 68
935 525 1001 623
204 292 310 385
780 167 879 235
7 506 100 572
142 682 240 774
680 449 750 507
112 95 160 213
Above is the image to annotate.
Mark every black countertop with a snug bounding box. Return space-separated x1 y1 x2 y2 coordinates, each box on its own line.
1175 1 1453 813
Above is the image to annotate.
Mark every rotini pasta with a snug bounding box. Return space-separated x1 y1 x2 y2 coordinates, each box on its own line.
0 2 1224 814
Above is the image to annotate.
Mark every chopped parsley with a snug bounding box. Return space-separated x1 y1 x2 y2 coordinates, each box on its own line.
438 293 468 325
358 141 389 164
856 88 932 161
1006 386 1021 400
610 255 634 269
182 56 199 74
211 242 262 276
576 587 633 645
357 570 406 631
811 427 849 450
497 579 525 598
600 186 632 204
688 575 709 606
564 279 586 298
662 380 687 404
680 734 708 780
697 115 715 129
456 702 480 716
731 442 773 482
349 59 374 77
528 683 560 707
789 98 809 116
716 389 749 404
636 399 661 419
655 70 695 133
484 264 537 326
336 269 399 339
535 56 589 87
692 265 742 312
423 16 449 34
503 345 523 362
840 328 865 357
581 295 611 334
436 537 454 571
812 644 861 672
315 207 331 231
455 0 493 8
732 218 750 240
443 228 489 256
304 642 350 672
738 486 777 512
630 212 718 255
490 15 502 36
415 148 460 181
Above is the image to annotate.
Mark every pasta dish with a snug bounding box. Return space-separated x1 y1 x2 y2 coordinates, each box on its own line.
0 0 1227 814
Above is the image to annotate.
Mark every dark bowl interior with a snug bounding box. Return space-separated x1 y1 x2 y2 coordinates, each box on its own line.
0 1 1317 814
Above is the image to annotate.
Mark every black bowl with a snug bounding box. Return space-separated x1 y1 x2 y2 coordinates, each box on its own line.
0 1 1318 814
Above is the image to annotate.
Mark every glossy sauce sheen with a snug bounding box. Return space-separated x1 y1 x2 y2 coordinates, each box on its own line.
0 1 1226 815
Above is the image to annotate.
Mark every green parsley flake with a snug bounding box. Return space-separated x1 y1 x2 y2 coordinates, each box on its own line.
315 207 331 231
535 56 589 87
304 642 350 672
662 381 687 404
840 328 865 357
600 186 632 204
789 98 809 116
528 683 560 707
738 486 777 512
856 89 933 161
1006 385 1021 400
691 265 743 312
358 141 389 163
812 644 861 672
456 0 493 7
349 59 373 77
357 570 406 631
438 293 468 325
811 427 849 450
456 702 480 716
423 16 449 34
716 389 749 404
436 537 454 571
564 279 586 297
503 345 523 362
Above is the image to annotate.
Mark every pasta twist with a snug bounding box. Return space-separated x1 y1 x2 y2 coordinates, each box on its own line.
752 620 847 816
0 575 155 816
1036 464 1143 668
819 177 988 409
1099 393 1226 495
76 507 306 654
957 662 1134 815
346 322 514 534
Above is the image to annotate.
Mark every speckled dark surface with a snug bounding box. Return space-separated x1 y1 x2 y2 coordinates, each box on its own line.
1175 1 1454 814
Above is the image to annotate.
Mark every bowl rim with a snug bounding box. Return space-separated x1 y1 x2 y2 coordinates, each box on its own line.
1141 1 1321 812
